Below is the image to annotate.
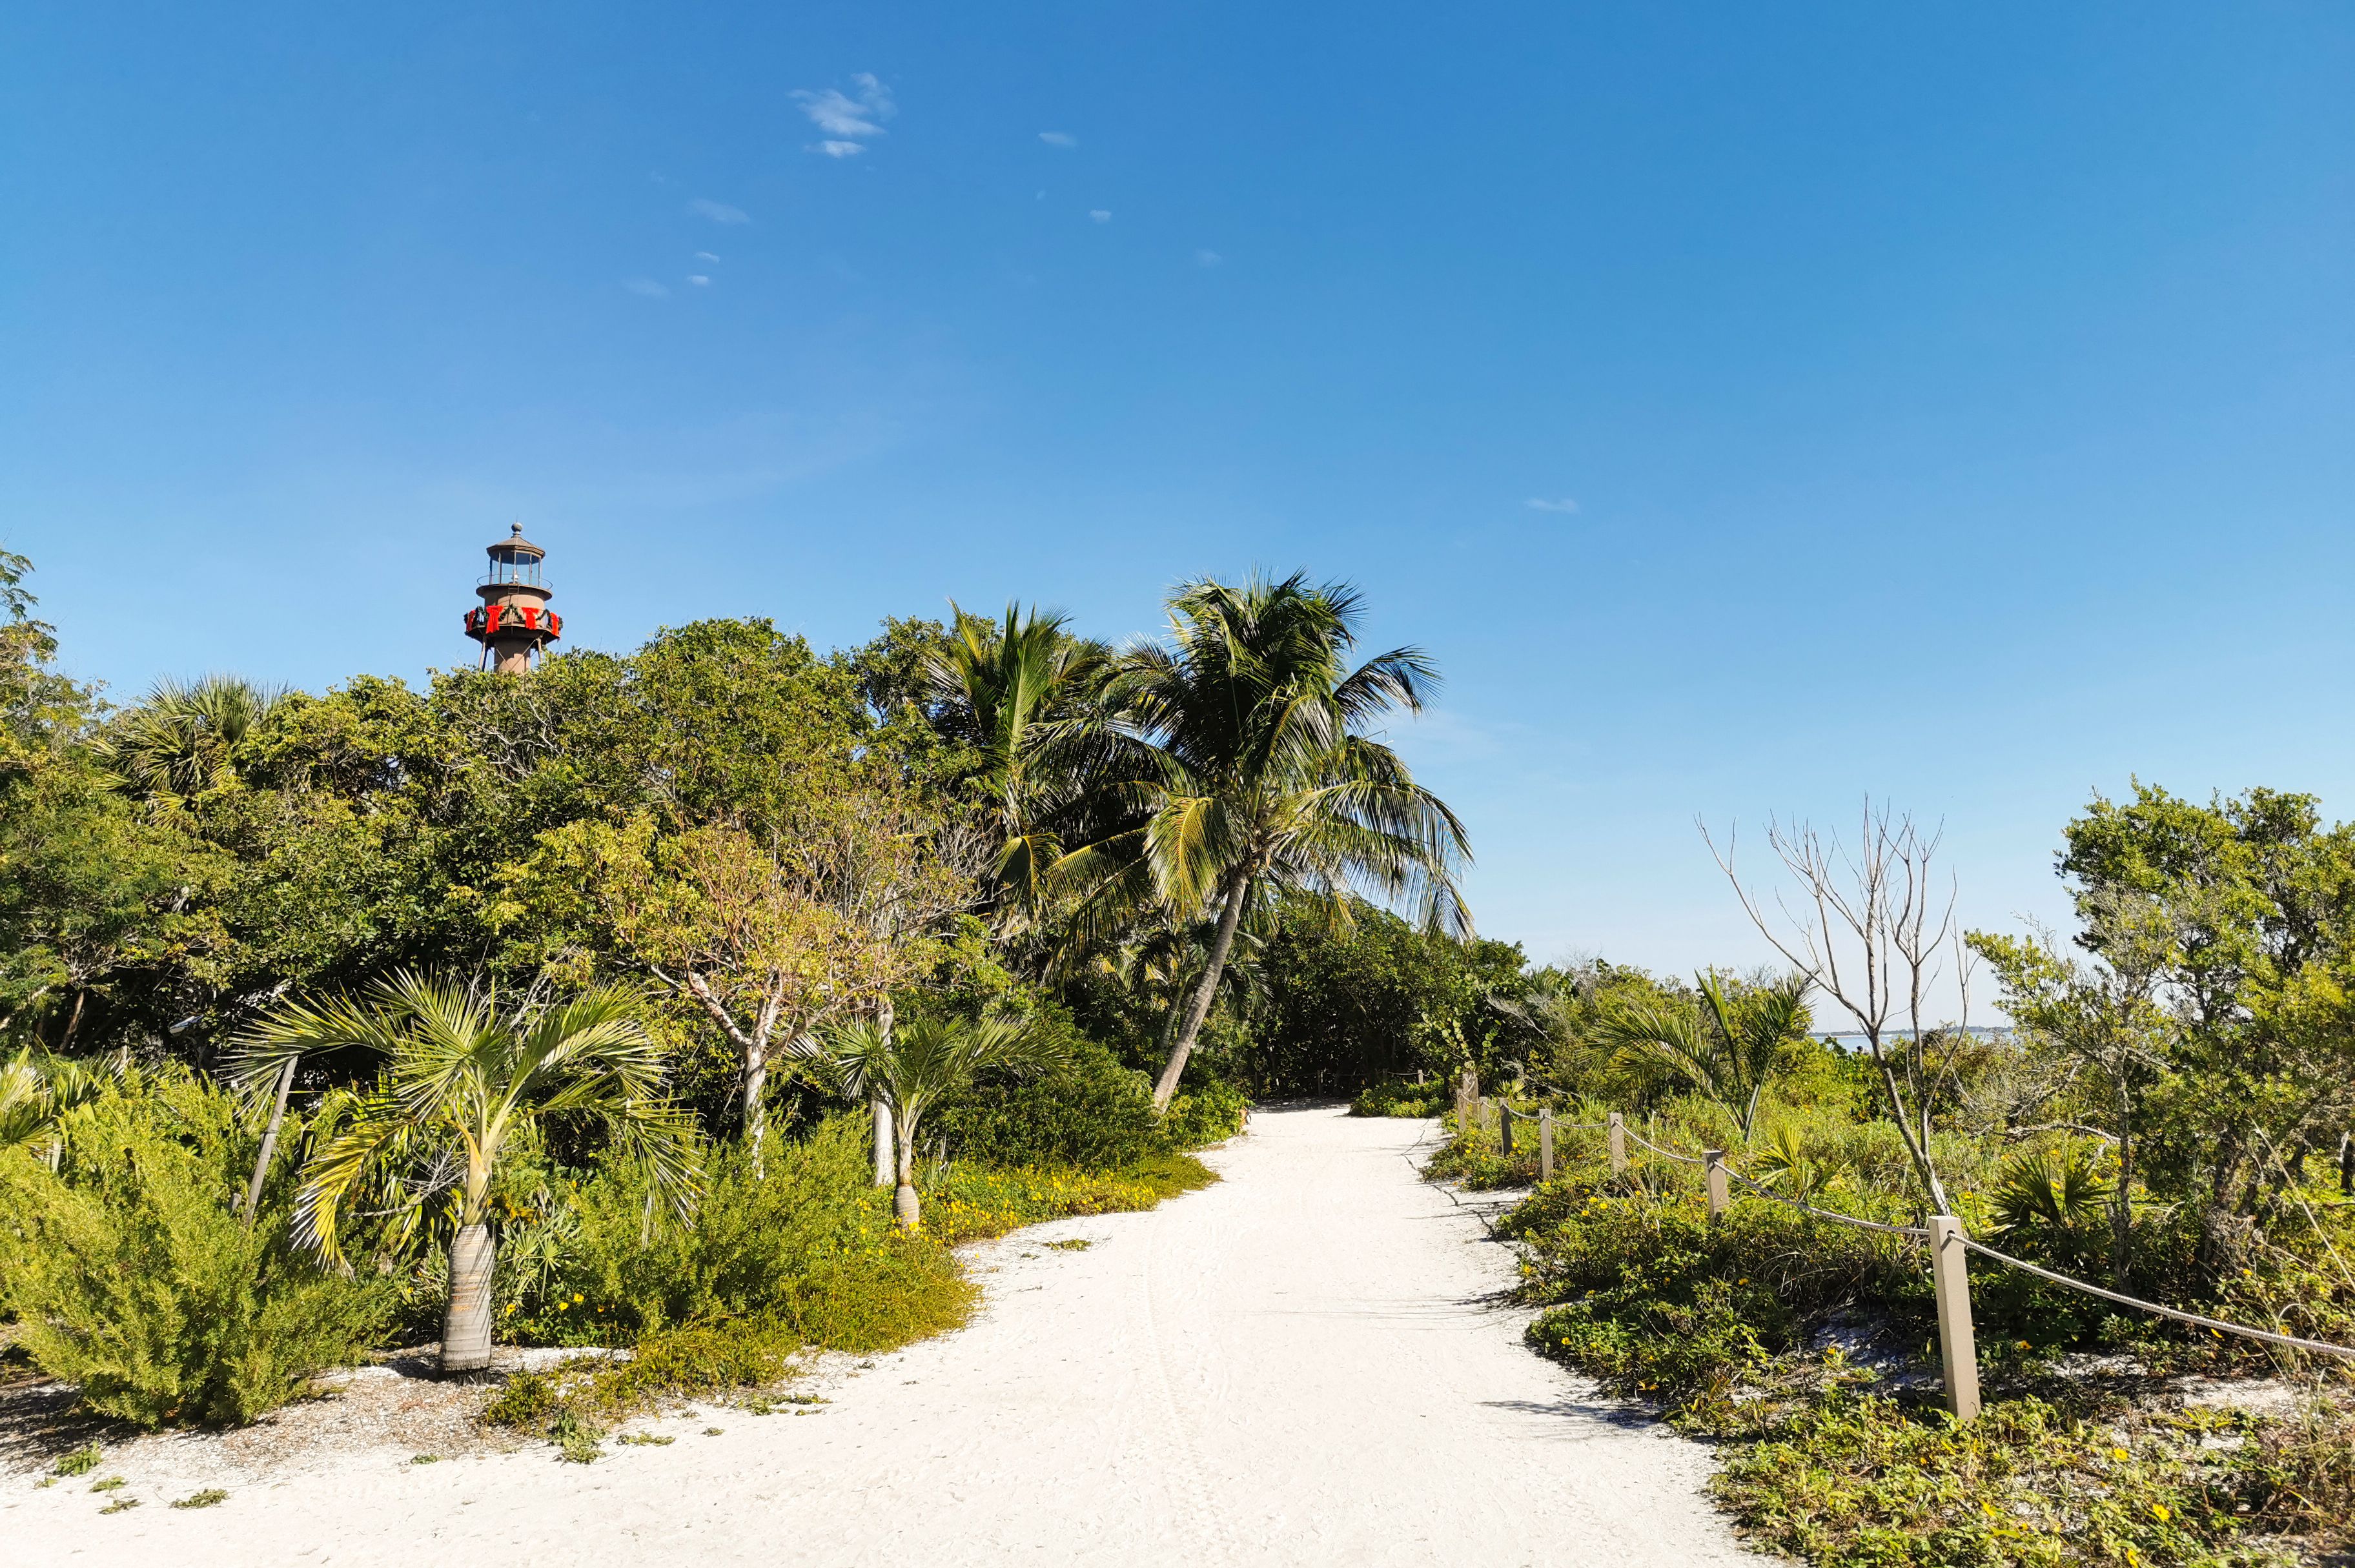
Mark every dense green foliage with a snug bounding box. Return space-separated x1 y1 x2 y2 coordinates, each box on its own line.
0 551 1334 1431
0 1069 394 1427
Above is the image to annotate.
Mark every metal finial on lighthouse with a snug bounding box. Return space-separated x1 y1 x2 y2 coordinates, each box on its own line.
464 524 562 673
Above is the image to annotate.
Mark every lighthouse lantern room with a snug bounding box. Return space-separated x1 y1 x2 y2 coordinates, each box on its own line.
464 524 562 673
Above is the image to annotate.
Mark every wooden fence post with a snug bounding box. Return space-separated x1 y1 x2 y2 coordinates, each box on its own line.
2341 1132 2353 1197
1704 1150 1729 1219
1607 1112 1627 1177
1929 1215 1982 1422
1538 1109 1555 1182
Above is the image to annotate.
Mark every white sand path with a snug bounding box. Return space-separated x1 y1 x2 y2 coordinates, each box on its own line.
10 1105 1759 1566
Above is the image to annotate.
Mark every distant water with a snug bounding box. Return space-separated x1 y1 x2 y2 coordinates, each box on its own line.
1817 1026 2012 1048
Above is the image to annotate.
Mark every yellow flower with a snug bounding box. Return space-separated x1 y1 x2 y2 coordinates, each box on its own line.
2151 1504 2169 1522
2111 1447 2130 1461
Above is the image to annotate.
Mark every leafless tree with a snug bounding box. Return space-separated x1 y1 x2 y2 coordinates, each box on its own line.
1704 799 1975 1215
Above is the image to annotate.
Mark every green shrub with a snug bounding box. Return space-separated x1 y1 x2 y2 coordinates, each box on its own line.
933 1039 1164 1170
921 1152 1218 1246
0 1072 394 1428
1351 1079 1444 1117
1161 1079 1249 1148
502 1115 972 1350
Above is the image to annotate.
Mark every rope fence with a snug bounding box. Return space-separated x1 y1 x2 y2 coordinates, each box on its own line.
1444 1079 2355 1422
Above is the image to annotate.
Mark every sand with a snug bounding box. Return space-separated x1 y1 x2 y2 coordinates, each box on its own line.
5 1105 1760 1566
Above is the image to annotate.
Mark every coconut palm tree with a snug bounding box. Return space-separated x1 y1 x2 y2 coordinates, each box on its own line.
797 1014 1068 1230
1592 972 1812 1142
229 972 702 1373
926 602 1117 920
1055 574 1472 1112
98 674 289 804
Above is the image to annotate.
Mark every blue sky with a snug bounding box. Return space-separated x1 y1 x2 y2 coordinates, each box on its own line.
6 4 2352 1015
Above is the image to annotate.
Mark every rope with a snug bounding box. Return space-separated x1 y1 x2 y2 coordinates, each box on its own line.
1957 1236 2355 1363
1722 1166 1929 1239
1622 1126 1708 1166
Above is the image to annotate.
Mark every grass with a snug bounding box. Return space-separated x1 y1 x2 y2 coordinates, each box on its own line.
1718 1380 2355 1567
171 1488 229 1509
919 1153 1216 1246
99 1496 141 1514
53 1443 101 1476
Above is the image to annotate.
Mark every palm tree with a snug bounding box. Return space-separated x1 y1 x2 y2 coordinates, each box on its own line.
0 1047 105 1165
1592 972 1812 1142
927 602 1116 921
229 972 703 1373
99 674 289 804
798 1014 1068 1230
1057 574 1472 1112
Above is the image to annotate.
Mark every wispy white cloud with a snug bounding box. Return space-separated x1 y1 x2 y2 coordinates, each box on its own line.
625 278 670 298
695 250 720 262
794 74 894 155
1194 249 1223 268
1525 497 1580 514
687 275 711 287
688 198 749 225
1089 209 1112 223
1039 130 1076 147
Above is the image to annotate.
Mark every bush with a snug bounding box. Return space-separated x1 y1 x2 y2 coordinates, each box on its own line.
921 1152 1218 1246
1162 1079 1249 1148
502 1115 974 1351
933 1037 1165 1171
0 1071 394 1428
1351 1079 1445 1117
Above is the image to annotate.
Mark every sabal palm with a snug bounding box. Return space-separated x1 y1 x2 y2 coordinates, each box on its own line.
1057 573 1471 1111
230 971 702 1372
1593 972 1811 1142
928 602 1115 918
99 674 288 804
800 1014 1066 1230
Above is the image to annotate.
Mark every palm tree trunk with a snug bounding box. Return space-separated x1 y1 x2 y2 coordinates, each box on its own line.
873 1098 895 1187
1153 872 1251 1114
892 1112 921 1230
241 1056 298 1227
440 1224 498 1373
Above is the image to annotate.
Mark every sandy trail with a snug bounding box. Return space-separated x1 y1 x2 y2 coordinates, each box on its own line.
10 1106 1757 1567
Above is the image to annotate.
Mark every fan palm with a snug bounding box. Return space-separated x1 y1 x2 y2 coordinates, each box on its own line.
1593 972 1812 1142
0 1047 105 1163
797 1014 1068 1230
229 972 703 1373
97 674 289 804
1991 1146 2114 1235
1056 573 1471 1112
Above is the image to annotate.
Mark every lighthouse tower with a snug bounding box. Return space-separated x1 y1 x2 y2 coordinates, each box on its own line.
464 524 562 673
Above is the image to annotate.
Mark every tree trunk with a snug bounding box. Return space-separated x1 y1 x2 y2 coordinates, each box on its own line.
873 1098 895 1188
1867 1041 1952 1213
2110 1075 2136 1288
240 1056 298 1227
1153 873 1251 1114
440 1224 498 1374
743 1048 768 1175
893 1114 921 1230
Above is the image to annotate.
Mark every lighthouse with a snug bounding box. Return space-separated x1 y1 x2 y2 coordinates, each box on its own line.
464 524 562 673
